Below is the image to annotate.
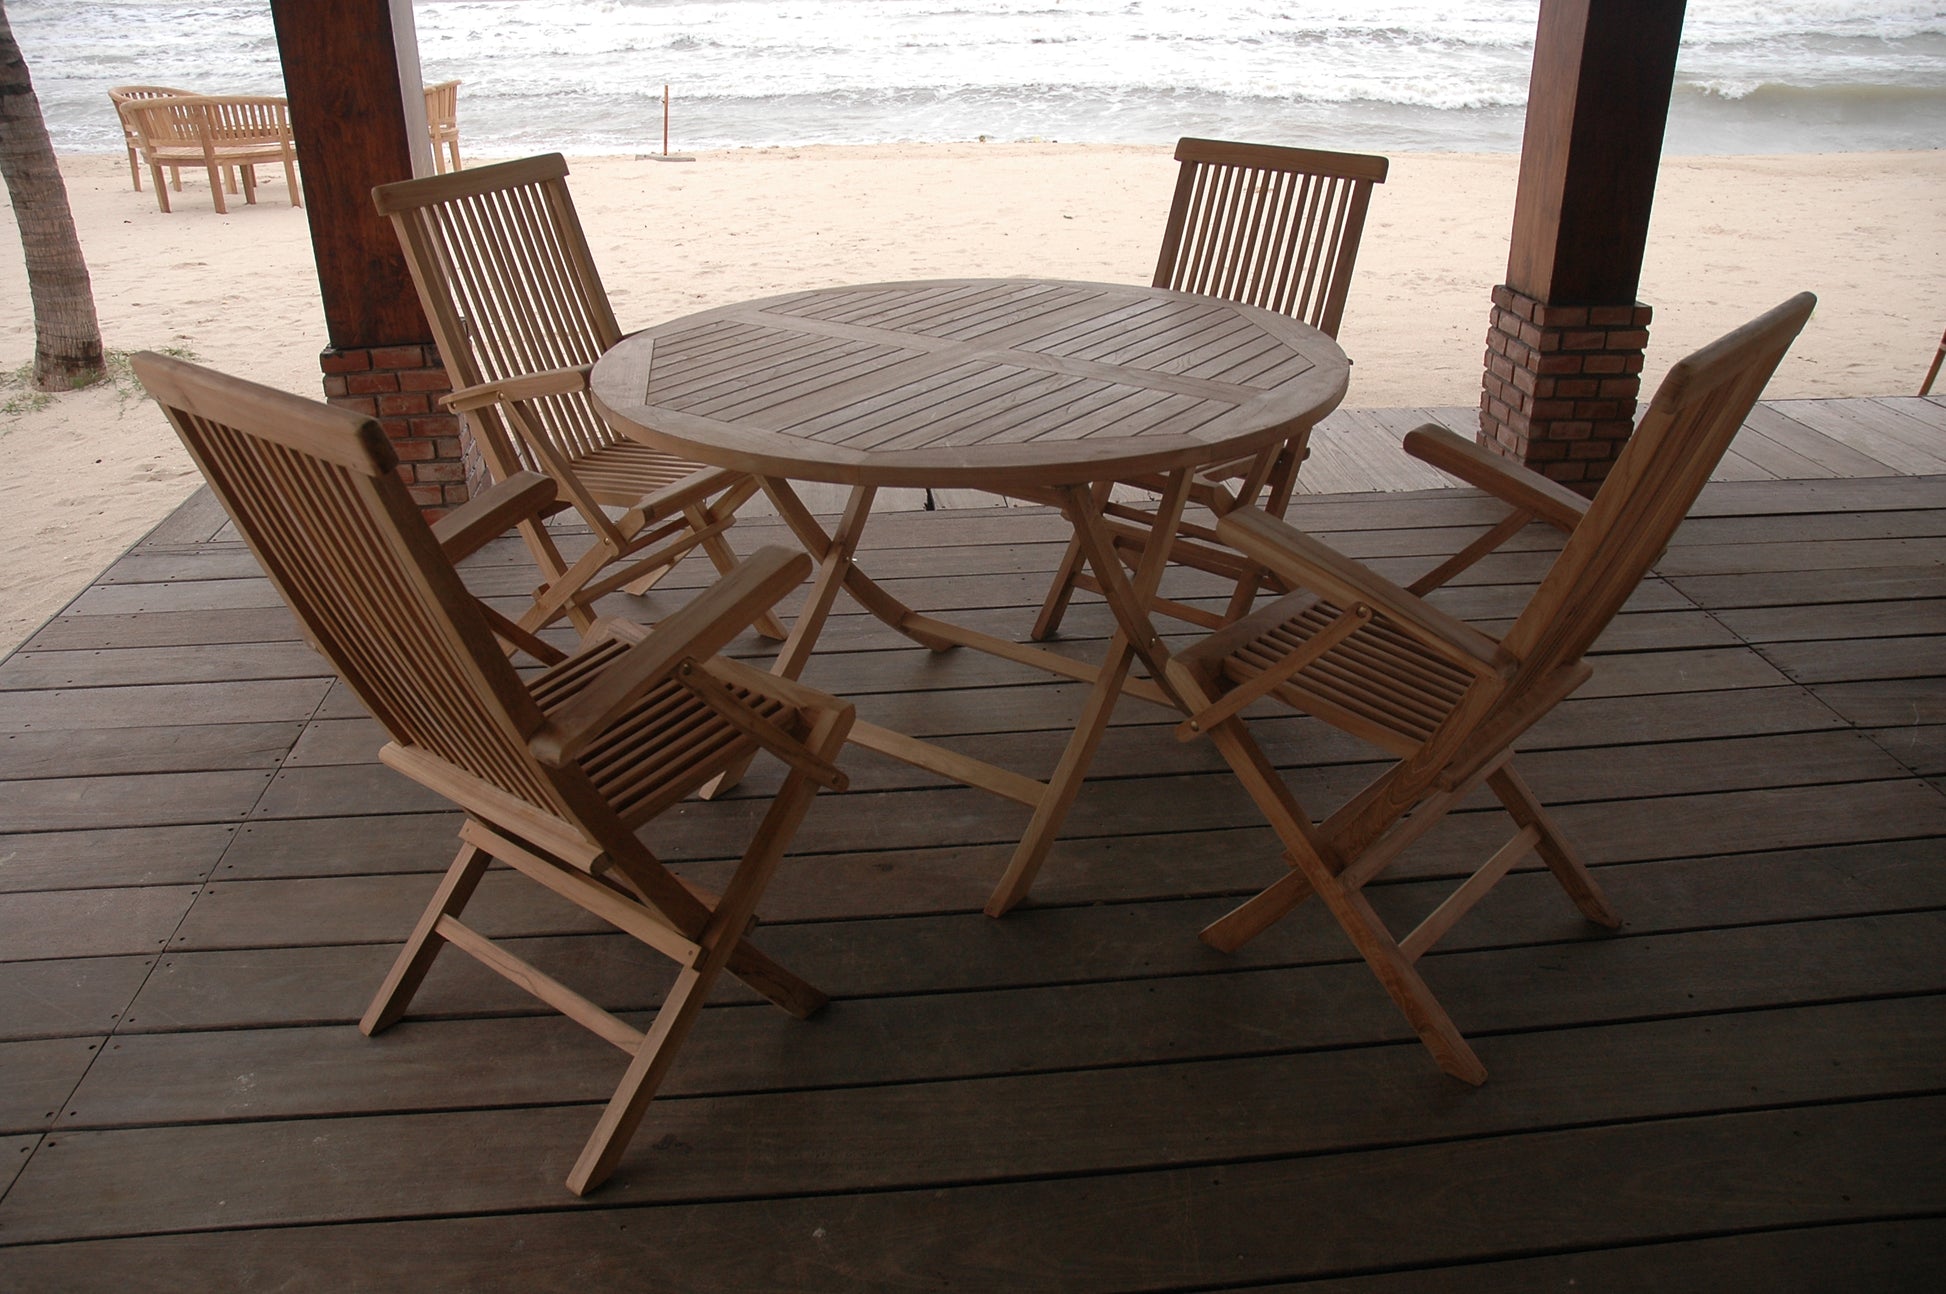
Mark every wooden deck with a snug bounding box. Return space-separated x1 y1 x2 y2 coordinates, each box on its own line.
1 398 1943 1288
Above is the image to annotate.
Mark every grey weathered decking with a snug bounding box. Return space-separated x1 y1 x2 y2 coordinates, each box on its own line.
0 397 1942 1288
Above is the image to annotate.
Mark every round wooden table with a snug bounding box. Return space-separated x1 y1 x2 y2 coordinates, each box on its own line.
591 277 1347 489
591 278 1349 912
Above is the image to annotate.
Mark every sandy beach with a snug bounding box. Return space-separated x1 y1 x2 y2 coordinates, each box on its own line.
2 143 1942 654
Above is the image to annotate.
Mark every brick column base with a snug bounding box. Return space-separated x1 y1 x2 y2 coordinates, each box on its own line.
319 343 488 517
1480 285 1653 494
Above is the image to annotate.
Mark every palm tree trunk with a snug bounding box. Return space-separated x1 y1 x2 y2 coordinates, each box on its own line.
0 1 104 390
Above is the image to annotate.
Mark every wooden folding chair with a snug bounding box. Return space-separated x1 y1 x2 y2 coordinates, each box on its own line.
1171 294 1815 1083
133 352 853 1195
423 78 461 173
373 154 785 640
1033 138 1388 640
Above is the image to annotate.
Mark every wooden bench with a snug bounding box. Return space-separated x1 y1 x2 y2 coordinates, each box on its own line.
126 94 301 214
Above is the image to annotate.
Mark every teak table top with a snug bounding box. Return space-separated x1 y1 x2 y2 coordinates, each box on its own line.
589 278 1349 489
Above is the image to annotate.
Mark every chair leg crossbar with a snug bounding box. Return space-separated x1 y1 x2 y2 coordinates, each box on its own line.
1198 724 1620 1085
361 720 841 1196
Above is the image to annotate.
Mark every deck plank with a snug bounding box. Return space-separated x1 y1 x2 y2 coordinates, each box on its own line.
1 463 1941 1279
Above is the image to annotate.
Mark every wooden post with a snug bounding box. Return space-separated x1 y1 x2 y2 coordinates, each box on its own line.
267 0 477 514
1481 0 1687 493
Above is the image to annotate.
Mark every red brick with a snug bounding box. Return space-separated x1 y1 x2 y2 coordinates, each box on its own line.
1552 420 1594 440
372 345 431 371
1555 378 1600 398
1606 328 1650 349
321 374 350 397
320 349 372 374
405 482 444 507
397 367 455 393
1631 305 1654 326
435 437 465 459
416 461 468 483
392 439 437 461
1527 440 1567 461
327 395 379 416
1561 329 1607 351
1598 377 1641 399
409 416 460 438
1532 303 1588 328
378 393 431 417
1569 440 1613 459
347 371 400 395
1582 354 1628 374
1516 320 1544 349
442 483 470 505
1622 352 1645 373
1587 305 1635 326
1534 352 1584 376
1512 366 1541 396
1529 399 1577 419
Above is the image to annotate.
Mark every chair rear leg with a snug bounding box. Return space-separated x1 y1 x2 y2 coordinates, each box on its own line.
695 513 787 642
1488 766 1620 928
360 839 492 1035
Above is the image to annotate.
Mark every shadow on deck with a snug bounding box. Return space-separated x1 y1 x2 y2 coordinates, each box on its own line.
1 399 1942 1287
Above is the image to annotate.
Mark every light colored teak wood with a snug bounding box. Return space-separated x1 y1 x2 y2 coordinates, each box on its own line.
372 154 784 639
591 277 1348 909
108 85 193 192
131 352 854 1197
1175 293 1816 1083
1033 138 1390 641
422 79 461 173
124 94 300 215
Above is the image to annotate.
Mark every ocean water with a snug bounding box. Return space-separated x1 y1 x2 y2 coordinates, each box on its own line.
12 0 1945 156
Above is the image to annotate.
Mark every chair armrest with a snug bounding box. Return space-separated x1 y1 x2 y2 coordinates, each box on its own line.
529 546 810 765
442 364 592 414
430 471 560 563
1215 507 1509 676
618 465 752 531
1403 425 1588 533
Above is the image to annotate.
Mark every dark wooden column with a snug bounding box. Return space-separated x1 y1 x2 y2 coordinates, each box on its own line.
1481 0 1687 492
268 0 475 514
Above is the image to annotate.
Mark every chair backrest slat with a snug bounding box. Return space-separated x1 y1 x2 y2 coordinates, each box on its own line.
134 353 573 817
375 155 625 475
1155 138 1388 338
1499 293 1817 687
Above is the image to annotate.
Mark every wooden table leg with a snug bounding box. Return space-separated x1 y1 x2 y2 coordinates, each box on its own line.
984 472 1201 916
762 478 954 681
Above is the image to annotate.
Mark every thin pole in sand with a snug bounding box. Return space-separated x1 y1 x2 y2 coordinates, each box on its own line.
651 84 694 163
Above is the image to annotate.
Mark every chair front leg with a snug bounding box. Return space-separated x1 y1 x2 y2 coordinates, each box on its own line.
1200 715 1487 1084
566 705 848 1195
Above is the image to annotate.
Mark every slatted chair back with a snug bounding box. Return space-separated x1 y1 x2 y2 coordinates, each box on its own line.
196 94 295 151
126 94 201 152
1153 137 1389 337
108 85 193 189
1497 292 1816 695
373 153 626 484
423 78 462 173
132 352 573 822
